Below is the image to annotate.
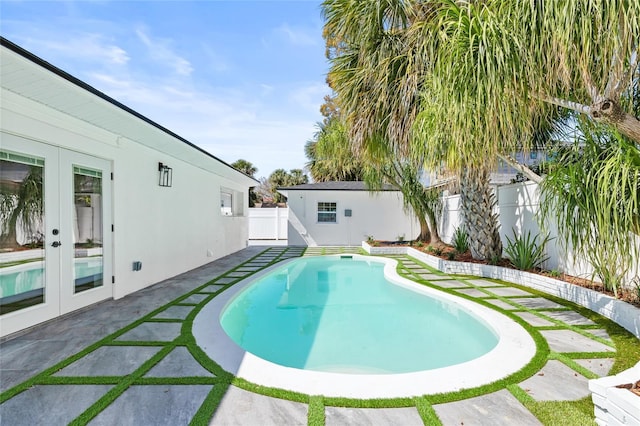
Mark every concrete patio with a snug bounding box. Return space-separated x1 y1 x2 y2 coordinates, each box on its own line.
0 246 627 425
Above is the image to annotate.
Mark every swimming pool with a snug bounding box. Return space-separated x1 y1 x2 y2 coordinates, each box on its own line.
220 256 498 374
193 255 536 398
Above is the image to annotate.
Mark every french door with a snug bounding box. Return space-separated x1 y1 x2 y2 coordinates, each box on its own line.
0 134 112 336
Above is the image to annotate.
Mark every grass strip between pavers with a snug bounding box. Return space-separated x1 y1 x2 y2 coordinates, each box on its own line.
2 248 639 426
307 395 325 426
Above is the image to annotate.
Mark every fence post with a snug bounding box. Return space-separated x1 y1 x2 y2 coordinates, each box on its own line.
275 206 280 241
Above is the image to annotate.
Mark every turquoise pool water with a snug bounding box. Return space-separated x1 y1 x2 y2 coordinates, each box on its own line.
220 257 499 374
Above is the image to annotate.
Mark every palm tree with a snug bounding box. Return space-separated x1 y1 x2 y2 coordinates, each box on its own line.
0 165 43 250
231 159 257 178
417 0 639 272
305 118 364 182
323 0 500 258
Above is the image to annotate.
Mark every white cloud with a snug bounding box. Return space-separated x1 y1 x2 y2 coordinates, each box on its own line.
135 27 193 76
86 71 315 177
24 33 129 66
275 23 319 47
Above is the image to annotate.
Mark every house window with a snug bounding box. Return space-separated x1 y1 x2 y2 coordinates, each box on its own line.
220 189 245 217
317 202 337 223
221 191 233 216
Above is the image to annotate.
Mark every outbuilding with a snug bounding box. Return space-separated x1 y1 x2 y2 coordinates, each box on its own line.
278 181 418 246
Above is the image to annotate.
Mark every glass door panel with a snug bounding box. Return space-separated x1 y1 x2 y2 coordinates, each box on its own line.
73 166 103 293
60 150 112 315
0 151 46 313
0 134 60 337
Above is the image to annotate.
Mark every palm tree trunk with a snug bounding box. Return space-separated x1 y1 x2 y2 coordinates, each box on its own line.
459 167 502 260
417 215 431 242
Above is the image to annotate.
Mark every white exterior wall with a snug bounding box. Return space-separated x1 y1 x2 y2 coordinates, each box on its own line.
1 87 252 301
440 181 640 283
284 190 417 246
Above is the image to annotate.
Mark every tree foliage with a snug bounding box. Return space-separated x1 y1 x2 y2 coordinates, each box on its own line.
305 118 364 182
0 165 43 249
231 159 257 178
267 169 309 203
540 125 639 296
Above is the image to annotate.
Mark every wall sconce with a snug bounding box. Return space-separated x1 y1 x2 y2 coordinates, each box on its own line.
158 162 172 187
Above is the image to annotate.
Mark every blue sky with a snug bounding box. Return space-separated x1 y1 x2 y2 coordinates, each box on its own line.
1 0 329 179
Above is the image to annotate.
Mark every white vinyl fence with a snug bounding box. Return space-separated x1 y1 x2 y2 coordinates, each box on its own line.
439 181 639 285
248 207 288 241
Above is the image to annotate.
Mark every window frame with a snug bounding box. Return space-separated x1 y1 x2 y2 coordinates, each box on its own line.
317 201 337 224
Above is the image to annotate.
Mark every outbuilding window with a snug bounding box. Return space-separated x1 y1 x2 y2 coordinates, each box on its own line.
317 202 337 223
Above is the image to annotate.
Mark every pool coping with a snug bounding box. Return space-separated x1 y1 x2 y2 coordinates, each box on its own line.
193 254 537 399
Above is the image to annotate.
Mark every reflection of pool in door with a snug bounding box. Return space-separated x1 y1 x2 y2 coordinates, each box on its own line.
0 134 112 337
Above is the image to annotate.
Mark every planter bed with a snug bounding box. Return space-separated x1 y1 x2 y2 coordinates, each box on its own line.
362 241 640 340
589 361 640 426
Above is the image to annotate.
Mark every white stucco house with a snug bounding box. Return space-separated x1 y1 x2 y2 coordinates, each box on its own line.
278 181 418 246
0 38 256 337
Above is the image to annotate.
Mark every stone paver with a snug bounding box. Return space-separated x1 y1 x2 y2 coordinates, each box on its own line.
539 310 596 325
213 277 237 284
510 297 566 309
541 329 615 353
200 284 225 293
115 322 182 342
180 293 210 304
519 360 591 401
431 279 470 288
487 287 534 297
210 386 307 426
325 406 423 426
433 389 543 426
484 299 519 310
90 385 212 426
144 347 214 377
466 279 504 287
513 311 556 327
418 273 447 280
455 288 490 297
585 329 612 342
54 346 161 377
153 305 194 320
574 358 615 377
0 384 114 426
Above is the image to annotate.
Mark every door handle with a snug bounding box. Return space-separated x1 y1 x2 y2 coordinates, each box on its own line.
51 241 62 248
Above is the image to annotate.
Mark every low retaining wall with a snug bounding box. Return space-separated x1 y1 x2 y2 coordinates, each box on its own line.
589 362 640 426
362 242 640 339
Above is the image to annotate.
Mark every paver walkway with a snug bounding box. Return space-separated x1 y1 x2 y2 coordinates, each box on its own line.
0 247 632 425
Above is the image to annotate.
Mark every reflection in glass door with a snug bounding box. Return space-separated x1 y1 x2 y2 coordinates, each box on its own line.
0 151 46 314
0 134 112 337
73 166 103 293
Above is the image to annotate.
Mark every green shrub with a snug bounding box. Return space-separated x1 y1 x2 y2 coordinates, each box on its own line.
426 245 434 253
452 227 469 253
447 251 456 261
489 254 501 265
433 247 443 256
397 234 405 242
366 235 375 244
504 229 552 271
